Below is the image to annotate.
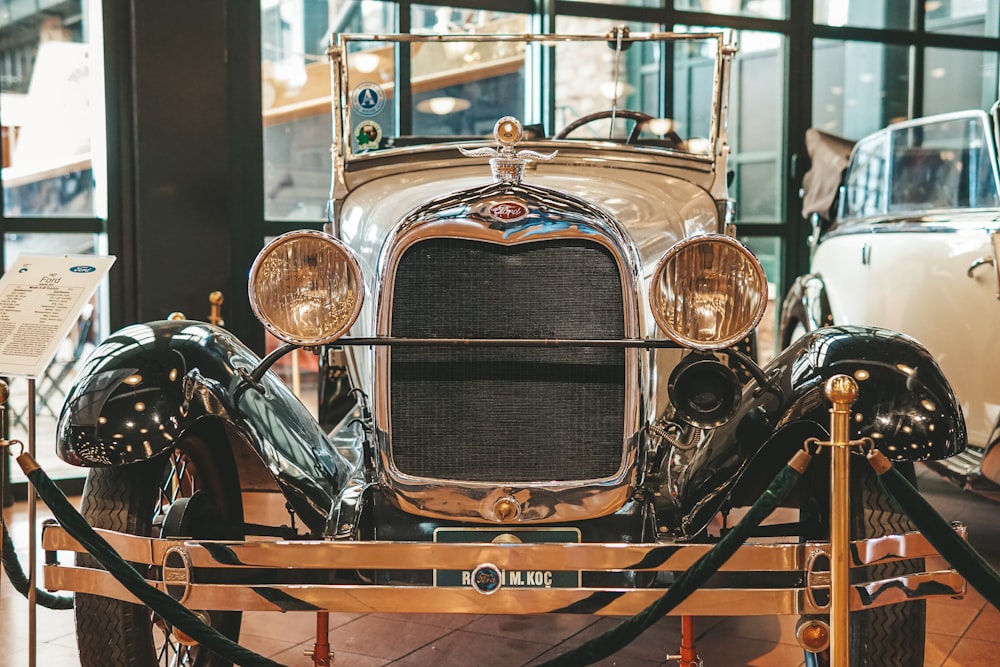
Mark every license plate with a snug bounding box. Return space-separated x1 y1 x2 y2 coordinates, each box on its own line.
433 527 581 589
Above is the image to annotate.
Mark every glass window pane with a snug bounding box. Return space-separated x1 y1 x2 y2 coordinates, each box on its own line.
676 0 786 20
409 9 531 138
888 114 999 211
813 39 911 138
814 0 915 30
738 235 781 364
560 0 658 6
411 6 530 34
927 0 1000 38
1 2 105 218
408 40 525 138
736 161 782 220
727 31 785 223
554 18 661 140
261 0 397 222
843 133 889 217
3 231 110 482
335 26 724 162
924 47 999 115
674 27 784 223
669 31 718 146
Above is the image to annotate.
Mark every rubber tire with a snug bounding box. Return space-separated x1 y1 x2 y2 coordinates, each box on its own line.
847 459 925 666
74 435 243 667
802 457 925 666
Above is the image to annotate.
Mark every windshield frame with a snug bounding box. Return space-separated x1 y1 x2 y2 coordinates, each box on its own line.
329 30 732 172
840 109 1000 222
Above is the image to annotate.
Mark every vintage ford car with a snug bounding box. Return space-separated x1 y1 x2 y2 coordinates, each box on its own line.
42 30 967 667
782 109 1000 499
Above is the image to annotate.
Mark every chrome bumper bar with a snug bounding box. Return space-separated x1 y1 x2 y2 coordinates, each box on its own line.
41 523 966 617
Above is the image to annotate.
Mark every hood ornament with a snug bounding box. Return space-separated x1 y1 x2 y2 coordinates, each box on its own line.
459 117 556 184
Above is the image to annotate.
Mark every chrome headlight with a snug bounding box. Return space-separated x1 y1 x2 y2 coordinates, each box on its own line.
249 230 364 346
649 234 767 350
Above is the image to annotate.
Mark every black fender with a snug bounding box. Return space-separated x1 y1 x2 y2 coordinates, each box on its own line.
56 320 349 534
778 273 833 348
669 325 966 536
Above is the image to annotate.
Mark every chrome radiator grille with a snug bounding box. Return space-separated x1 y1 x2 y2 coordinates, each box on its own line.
389 238 626 482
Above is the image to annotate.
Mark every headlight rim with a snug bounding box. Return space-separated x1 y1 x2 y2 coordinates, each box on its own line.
248 229 365 347
648 233 767 351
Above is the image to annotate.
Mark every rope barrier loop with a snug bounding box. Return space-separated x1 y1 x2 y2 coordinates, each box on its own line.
1 436 24 458
1 514 74 609
1 436 72 609
9 374 1000 666
11 437 813 667
12 449 283 667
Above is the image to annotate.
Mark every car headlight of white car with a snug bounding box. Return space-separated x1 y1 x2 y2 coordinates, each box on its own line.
649 234 768 350
249 230 365 346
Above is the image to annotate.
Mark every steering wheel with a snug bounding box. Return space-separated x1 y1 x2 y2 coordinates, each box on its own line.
554 109 653 144
554 109 684 147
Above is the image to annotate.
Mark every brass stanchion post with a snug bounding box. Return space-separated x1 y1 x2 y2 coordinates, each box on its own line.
208 291 225 327
825 374 859 666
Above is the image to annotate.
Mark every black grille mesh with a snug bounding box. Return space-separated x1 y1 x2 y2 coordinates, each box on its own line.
389 238 626 481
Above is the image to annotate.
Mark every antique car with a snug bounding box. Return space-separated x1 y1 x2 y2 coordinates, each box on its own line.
41 30 967 667
782 109 1000 499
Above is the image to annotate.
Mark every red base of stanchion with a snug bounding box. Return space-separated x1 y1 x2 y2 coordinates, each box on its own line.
667 615 700 666
311 611 332 666
679 615 698 666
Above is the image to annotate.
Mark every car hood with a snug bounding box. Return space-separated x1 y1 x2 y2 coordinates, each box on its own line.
339 160 720 279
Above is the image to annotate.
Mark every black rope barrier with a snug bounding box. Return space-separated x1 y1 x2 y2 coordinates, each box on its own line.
26 435 1000 666
13 442 810 667
13 450 283 667
1 513 74 609
537 450 812 666
868 450 1000 610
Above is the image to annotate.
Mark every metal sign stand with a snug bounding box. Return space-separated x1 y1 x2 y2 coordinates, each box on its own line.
0 384 5 627
0 377 38 667
26 378 37 667
0 254 113 667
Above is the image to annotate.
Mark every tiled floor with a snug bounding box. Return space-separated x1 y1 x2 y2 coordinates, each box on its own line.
3 465 1000 666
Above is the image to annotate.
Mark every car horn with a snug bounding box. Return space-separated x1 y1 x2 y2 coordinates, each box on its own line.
667 352 743 429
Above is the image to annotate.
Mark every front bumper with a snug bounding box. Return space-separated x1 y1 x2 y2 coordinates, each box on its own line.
42 523 966 616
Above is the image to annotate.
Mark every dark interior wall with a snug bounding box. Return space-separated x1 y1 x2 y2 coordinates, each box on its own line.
107 1 264 350
133 1 229 319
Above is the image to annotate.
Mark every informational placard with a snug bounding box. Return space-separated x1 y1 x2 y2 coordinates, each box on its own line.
0 254 116 378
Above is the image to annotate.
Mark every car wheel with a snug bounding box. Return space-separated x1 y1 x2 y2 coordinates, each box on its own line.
801 457 925 665
74 434 244 666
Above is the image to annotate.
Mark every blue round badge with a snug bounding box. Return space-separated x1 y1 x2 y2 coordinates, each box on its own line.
351 82 385 116
470 563 502 595
69 265 97 273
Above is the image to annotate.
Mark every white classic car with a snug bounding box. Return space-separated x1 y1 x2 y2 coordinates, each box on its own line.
782 109 1000 497
38 30 967 667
